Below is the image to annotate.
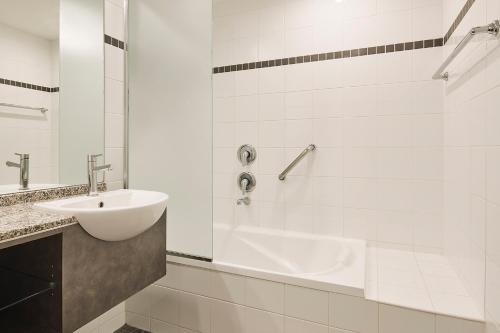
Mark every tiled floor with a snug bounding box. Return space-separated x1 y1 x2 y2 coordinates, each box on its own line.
365 246 483 321
114 324 150 333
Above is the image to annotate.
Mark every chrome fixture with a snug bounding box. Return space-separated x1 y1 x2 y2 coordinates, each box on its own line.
6 153 30 190
433 19 500 81
237 197 251 205
237 144 256 166
237 172 256 205
87 154 111 196
278 144 316 181
0 102 48 113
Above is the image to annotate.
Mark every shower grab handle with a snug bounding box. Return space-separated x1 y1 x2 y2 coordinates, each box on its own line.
278 144 316 181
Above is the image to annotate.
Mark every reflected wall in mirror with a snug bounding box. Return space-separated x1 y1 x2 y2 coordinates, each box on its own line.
0 0 104 194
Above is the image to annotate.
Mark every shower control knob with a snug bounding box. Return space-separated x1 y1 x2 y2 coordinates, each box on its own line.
237 145 256 166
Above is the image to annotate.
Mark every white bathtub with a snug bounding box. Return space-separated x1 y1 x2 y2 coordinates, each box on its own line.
168 224 366 297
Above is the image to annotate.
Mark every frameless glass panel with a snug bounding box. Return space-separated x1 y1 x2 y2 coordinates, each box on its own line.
128 0 213 258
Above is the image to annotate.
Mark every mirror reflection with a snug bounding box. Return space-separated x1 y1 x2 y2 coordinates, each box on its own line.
0 0 104 194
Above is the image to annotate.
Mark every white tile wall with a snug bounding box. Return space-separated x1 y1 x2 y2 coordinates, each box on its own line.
104 0 125 190
125 262 484 333
73 303 126 333
442 0 500 330
212 0 445 251
0 23 58 185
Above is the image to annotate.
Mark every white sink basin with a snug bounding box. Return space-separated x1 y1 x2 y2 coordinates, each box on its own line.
36 189 168 241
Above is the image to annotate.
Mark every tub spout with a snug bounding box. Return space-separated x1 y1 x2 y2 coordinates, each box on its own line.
237 197 251 205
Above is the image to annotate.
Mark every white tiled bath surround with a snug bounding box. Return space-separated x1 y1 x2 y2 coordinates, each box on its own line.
442 0 500 331
212 0 446 251
125 262 484 333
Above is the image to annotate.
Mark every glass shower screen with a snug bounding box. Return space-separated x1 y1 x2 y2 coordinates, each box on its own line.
127 0 213 259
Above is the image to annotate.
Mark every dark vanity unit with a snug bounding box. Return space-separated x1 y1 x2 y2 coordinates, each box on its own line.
0 234 62 333
0 198 166 333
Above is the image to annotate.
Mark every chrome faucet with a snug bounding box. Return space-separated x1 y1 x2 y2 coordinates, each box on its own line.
237 197 251 205
87 154 111 196
237 179 251 205
236 173 256 206
6 153 30 190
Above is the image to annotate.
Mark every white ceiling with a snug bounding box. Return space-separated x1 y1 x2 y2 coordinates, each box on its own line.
0 0 59 40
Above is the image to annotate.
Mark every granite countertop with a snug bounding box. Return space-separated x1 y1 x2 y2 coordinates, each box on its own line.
0 184 108 245
0 203 77 243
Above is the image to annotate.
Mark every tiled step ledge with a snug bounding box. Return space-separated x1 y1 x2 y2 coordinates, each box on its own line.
366 245 483 322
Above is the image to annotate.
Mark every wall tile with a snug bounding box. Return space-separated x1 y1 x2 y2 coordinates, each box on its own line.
105 44 124 81
435 315 484 333
245 277 285 313
244 307 284 333
284 285 329 325
285 317 328 333
330 293 378 333
379 304 435 333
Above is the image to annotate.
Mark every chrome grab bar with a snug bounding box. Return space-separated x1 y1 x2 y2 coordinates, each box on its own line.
432 19 500 81
278 144 316 181
0 102 48 113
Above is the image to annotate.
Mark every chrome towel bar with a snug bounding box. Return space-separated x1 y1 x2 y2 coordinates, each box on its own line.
278 144 316 181
0 102 48 113
433 19 500 81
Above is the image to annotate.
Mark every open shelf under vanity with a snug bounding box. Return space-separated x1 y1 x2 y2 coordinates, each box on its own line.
0 267 56 312
0 234 62 333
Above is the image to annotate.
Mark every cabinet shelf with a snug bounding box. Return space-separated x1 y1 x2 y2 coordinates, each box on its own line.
0 267 55 312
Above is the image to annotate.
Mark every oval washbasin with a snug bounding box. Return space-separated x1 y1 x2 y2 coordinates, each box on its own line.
36 189 168 241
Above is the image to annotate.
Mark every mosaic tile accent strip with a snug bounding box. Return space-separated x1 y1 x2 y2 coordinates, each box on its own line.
105 34 125 50
114 324 150 333
212 37 444 74
0 78 59 93
0 183 107 207
444 0 476 44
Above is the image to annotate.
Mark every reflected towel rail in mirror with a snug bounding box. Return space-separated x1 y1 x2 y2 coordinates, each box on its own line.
0 102 48 113
278 144 316 181
432 19 500 81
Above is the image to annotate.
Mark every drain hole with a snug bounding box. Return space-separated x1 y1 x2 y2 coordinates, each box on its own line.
98 201 104 208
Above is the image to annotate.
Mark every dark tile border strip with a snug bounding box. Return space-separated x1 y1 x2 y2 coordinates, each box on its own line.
105 34 125 50
0 78 59 93
212 37 444 74
444 0 476 44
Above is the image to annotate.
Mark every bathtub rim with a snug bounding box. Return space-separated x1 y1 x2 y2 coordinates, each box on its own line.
166 232 366 298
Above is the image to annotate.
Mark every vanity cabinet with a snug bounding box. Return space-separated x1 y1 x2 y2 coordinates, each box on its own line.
0 234 62 333
0 212 166 333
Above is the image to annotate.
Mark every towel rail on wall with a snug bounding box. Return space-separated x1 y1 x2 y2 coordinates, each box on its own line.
0 102 48 113
432 19 500 81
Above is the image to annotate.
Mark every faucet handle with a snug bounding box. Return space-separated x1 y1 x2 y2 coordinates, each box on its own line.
14 153 29 159
87 153 103 162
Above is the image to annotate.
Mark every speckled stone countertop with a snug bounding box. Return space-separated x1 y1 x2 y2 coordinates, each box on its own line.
0 183 106 245
0 203 77 242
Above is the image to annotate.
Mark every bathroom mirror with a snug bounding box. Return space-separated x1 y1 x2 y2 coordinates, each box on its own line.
0 0 104 194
